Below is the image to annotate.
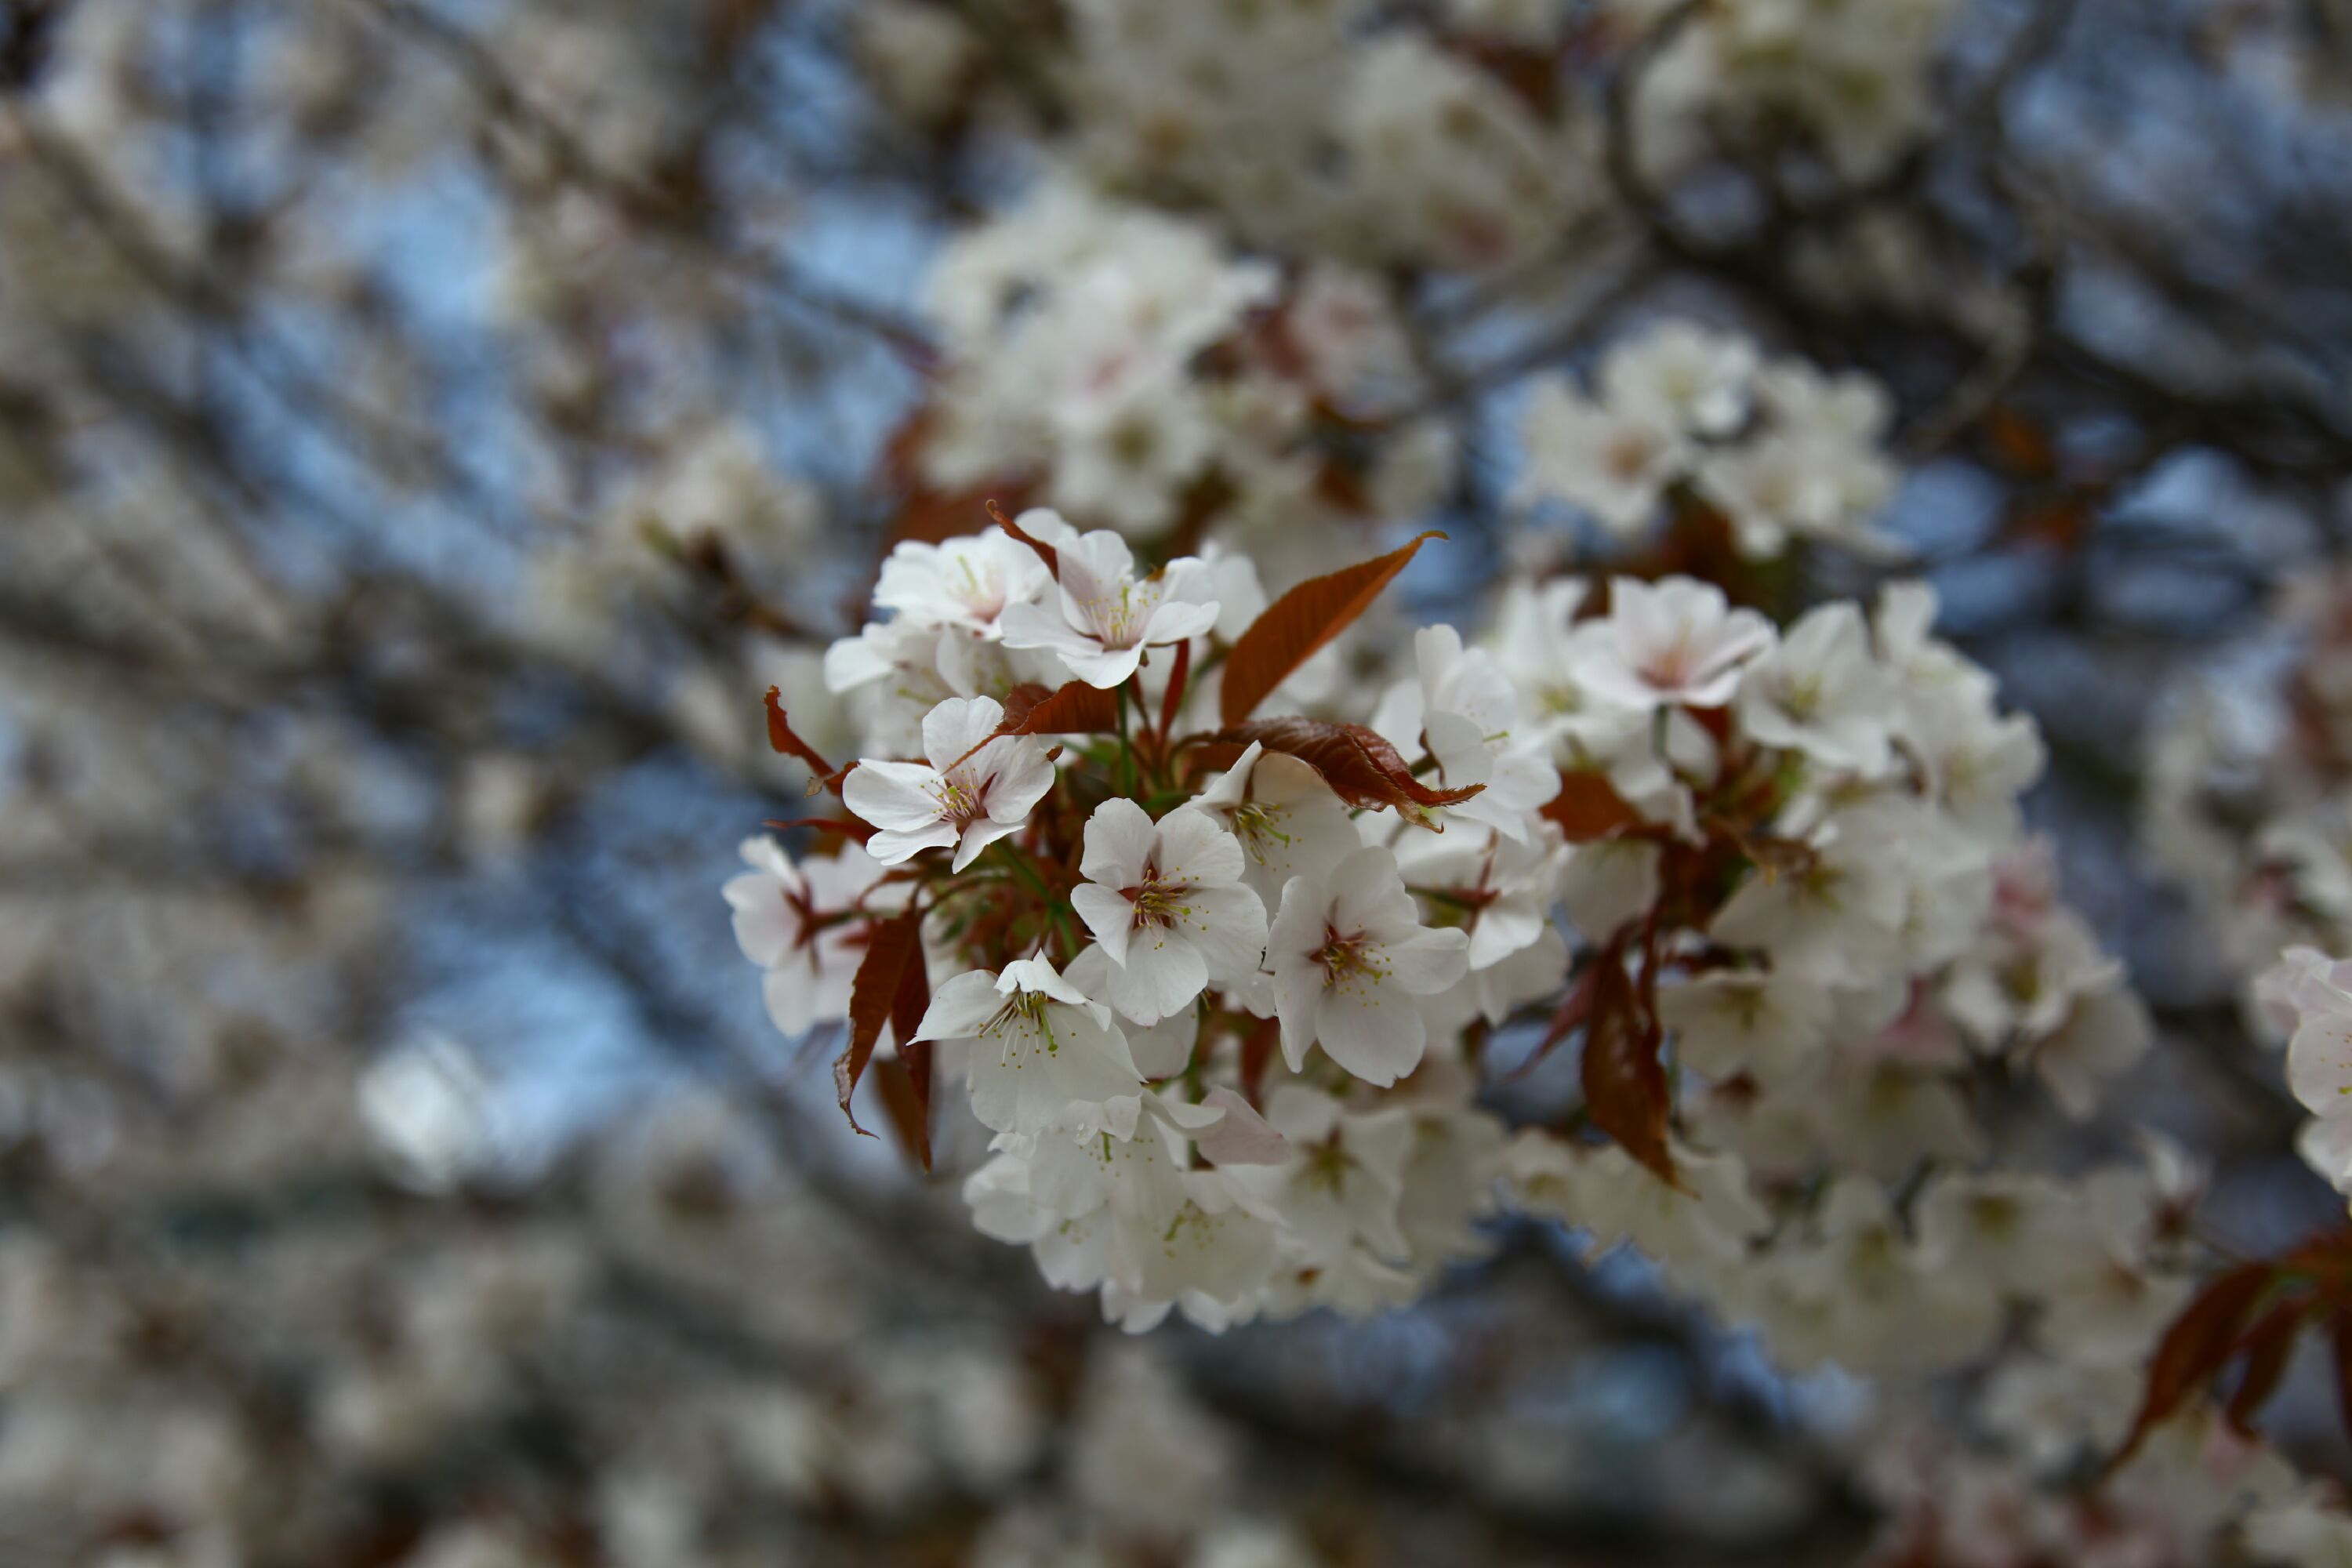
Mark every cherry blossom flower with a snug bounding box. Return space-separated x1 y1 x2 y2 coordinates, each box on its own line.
1566 577 1773 710
842 695 1057 870
998 517 1221 688
1515 379 1686 536
1069 800 1269 1025
1913 1173 2084 1298
1225 1086 1415 1270
1696 434 1874 558
1560 837 1663 942
1192 741 1362 908
1392 826 1566 973
1597 320 1757 437
1735 601 1896 775
871 526 1051 636
1265 846 1471 1086
1370 624 1559 841
1657 969 1831 1086
2263 946 2352 1192
722 836 884 1039
915 956 1145 1139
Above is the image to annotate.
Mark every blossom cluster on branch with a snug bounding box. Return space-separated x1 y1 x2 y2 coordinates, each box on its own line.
735 507 2349 1562
2148 568 2352 1022
1515 319 1901 560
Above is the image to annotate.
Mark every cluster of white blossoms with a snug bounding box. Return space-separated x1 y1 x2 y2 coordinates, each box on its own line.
525 416 829 657
1041 1 1587 271
736 517 2352 1557
0 1061 1338 1568
2146 567 2352 1018
746 510 1535 1330
914 184 1454 564
1623 0 1966 183
1864 1401 2352 1568
736 516 2166 1350
1485 579 2171 1385
1516 319 1902 561
862 0 1959 274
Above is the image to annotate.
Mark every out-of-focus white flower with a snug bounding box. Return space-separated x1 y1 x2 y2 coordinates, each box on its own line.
358 1034 509 1194
1599 321 1758 437
1737 602 1896 775
1660 969 1831 1085
1517 379 1686 536
1567 577 1773 710
1371 623 1560 842
2263 945 2352 1192
872 527 1051 636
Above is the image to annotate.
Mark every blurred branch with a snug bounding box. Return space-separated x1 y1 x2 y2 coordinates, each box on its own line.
343 0 937 365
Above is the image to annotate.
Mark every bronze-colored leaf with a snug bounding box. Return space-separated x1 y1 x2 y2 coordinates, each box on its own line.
2111 1261 2277 1470
877 940 933 1172
1526 960 1600 1072
833 909 923 1141
999 680 1120 738
1542 771 1644 843
986 499 1059 579
764 687 837 785
870 1055 931 1174
946 681 1121 771
1582 956 1675 1185
1214 716 1483 827
1239 1014 1279 1105
1218 532 1443 724
2224 1298 2314 1436
1157 638 1192 738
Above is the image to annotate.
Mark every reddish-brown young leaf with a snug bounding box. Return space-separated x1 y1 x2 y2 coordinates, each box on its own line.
1239 1014 1280 1105
2224 1297 2316 1437
1581 956 1676 1185
899 1036 934 1161
1218 532 1444 725
833 909 924 1140
870 1054 931 1174
1542 771 1644 843
945 681 1123 772
891 938 930 1063
1158 637 1192 740
986 499 1059 579
2281 1226 2352 1283
1214 716 1483 826
887 960 932 1179
1520 960 1601 1076
764 687 838 784
998 680 1120 738
2110 1261 2278 1471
